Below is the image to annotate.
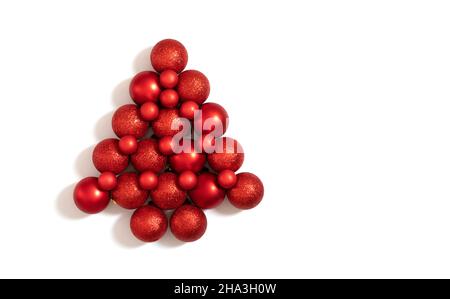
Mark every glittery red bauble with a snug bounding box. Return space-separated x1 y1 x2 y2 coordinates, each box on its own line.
119 135 138 155
112 172 148 209
169 141 206 173
189 172 225 209
170 205 207 242
152 109 183 137
130 205 167 242
194 102 229 136
177 70 210 104
159 70 179 89
98 172 118 191
227 173 264 210
207 137 244 172
112 104 148 139
158 136 175 156
92 138 129 174
150 172 186 210
151 39 188 73
139 171 158 191
177 171 198 191
131 139 167 173
217 170 237 189
140 102 159 121
179 101 199 120
74 177 110 214
129 71 161 105
160 89 179 108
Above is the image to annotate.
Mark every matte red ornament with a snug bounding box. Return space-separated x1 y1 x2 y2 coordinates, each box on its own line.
170 205 207 242
130 205 168 242
112 104 148 139
112 172 148 209
129 71 161 105
207 137 244 172
160 89 179 108
158 136 175 156
217 170 237 189
74 177 110 214
159 69 178 89
189 172 225 209
179 101 199 120
169 141 206 173
131 139 167 173
98 172 118 191
92 138 129 174
119 135 138 155
177 171 198 191
227 173 264 210
150 172 186 210
140 102 159 121
194 102 229 136
139 171 158 191
152 109 183 137
151 39 188 73
177 70 210 104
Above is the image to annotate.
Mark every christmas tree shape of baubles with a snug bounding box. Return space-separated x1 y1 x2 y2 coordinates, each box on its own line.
73 39 264 243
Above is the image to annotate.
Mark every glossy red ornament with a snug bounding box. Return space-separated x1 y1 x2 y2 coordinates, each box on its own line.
170 205 207 242
92 138 129 174
151 39 188 73
177 70 210 104
189 172 225 209
207 137 244 172
140 102 159 121
119 135 138 155
112 104 148 139
177 171 198 191
217 170 237 189
130 205 168 242
150 172 186 210
227 173 264 210
169 141 206 173
74 177 110 214
194 102 229 136
98 172 118 191
152 109 183 137
129 71 161 105
131 139 167 173
111 172 148 209
179 101 199 120
139 171 158 191
159 70 178 89
158 136 175 156
159 89 179 108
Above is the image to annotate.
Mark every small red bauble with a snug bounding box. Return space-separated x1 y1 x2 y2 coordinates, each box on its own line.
131 138 167 173
179 101 199 120
112 104 148 139
152 109 183 137
177 171 198 191
194 102 229 136
217 170 237 189
129 71 161 105
169 141 206 173
158 136 175 156
98 172 118 191
170 205 207 242
150 172 186 210
151 39 188 73
130 205 168 242
159 70 178 89
159 89 179 108
140 102 159 121
92 138 129 174
119 135 138 155
74 177 110 214
207 137 244 172
189 172 225 209
177 70 210 104
139 171 158 191
227 173 264 210
112 172 148 209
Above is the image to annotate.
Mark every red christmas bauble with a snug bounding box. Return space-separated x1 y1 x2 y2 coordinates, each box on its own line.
159 69 178 89
112 172 148 209
194 102 228 136
207 137 244 172
150 172 187 210
158 136 175 156
217 170 237 189
152 109 183 137
119 135 138 155
227 173 264 210
140 102 159 121
160 89 179 108
177 171 198 190
170 205 207 242
177 70 210 104
98 172 118 191
139 171 158 191
130 205 167 242
74 177 110 214
92 138 129 174
179 101 199 120
112 104 148 139
129 71 161 105
189 172 225 209
169 141 206 173
151 39 188 73
131 139 167 173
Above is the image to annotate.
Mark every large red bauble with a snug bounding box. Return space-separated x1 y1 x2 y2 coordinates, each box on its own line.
207 137 244 172
152 109 183 137
98 172 118 191
159 89 179 108
170 205 207 242
159 69 178 89
129 71 161 105
140 102 159 122
150 39 188 73
189 172 225 209
74 177 110 214
111 172 148 209
112 104 148 139
131 139 167 173
194 102 228 136
169 141 206 173
217 170 237 189
150 172 187 210
177 70 210 104
179 101 199 120
130 205 168 242
92 138 129 174
177 171 198 191
227 173 264 210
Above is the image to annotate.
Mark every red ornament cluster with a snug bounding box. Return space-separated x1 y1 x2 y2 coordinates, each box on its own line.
73 39 264 243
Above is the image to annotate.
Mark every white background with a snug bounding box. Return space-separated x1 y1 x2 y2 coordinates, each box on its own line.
0 0 449 279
